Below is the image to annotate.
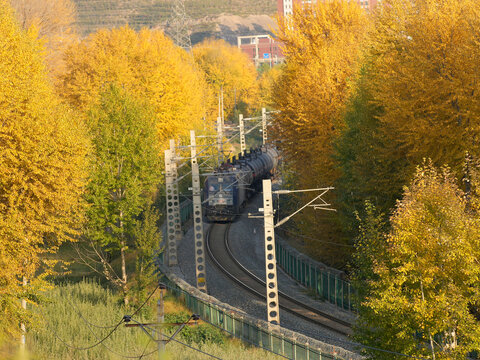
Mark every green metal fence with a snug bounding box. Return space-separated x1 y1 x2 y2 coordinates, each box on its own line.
159 271 359 360
180 199 193 228
275 240 355 312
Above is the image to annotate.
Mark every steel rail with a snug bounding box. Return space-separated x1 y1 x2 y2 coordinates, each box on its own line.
205 223 352 336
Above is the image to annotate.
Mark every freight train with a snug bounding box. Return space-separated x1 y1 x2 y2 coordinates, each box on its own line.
204 145 279 222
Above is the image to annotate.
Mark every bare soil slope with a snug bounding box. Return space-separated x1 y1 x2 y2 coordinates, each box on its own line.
74 0 277 43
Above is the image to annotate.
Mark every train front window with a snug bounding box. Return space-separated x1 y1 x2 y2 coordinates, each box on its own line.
208 177 234 206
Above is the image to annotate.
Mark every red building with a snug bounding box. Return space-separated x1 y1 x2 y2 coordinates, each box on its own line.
237 35 285 67
239 1 380 66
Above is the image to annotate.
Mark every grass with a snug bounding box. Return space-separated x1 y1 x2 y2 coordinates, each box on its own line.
4 280 283 360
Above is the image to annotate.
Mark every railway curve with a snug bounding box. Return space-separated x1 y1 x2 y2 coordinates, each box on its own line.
206 222 353 336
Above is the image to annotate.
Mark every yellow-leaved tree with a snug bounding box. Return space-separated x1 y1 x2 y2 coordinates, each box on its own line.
9 0 78 79
258 65 284 110
192 39 259 120
353 163 480 359
367 0 480 207
60 26 210 150
273 0 369 265
0 0 89 342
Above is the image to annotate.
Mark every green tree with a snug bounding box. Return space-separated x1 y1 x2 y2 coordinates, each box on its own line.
84 85 161 305
133 205 161 303
334 67 392 238
350 201 387 302
0 0 89 343
354 163 480 359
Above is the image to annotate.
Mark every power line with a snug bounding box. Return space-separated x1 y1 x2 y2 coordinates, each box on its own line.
79 312 159 359
138 337 154 359
66 298 121 329
44 284 161 356
132 319 225 360
131 283 160 317
168 336 225 360
47 317 124 351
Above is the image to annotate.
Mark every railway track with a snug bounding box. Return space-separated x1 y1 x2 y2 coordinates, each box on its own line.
206 223 353 336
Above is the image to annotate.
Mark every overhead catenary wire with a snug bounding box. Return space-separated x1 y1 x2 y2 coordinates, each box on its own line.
170 114 273 184
275 226 355 248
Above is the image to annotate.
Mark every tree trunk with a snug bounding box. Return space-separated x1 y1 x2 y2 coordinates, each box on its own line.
120 209 128 306
121 244 128 306
420 279 435 360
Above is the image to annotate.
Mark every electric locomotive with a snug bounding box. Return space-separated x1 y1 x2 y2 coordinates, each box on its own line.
204 145 279 222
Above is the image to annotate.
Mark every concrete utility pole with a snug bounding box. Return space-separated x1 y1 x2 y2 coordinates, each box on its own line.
164 149 177 266
190 130 207 293
157 284 166 358
217 116 223 166
262 108 267 145
164 144 181 266
221 87 225 125
262 179 280 325
170 140 182 244
239 114 246 156
256 181 336 326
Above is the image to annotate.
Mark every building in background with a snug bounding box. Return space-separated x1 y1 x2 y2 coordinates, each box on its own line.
278 0 379 16
240 0 380 66
237 35 284 67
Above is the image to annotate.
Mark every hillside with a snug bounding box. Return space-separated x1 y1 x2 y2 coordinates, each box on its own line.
73 0 278 44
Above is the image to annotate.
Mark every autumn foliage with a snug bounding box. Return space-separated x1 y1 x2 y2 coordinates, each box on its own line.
60 26 210 149
366 0 480 204
266 0 480 356
353 164 480 358
193 39 259 120
272 0 369 265
9 0 78 79
4 0 480 354
0 0 89 341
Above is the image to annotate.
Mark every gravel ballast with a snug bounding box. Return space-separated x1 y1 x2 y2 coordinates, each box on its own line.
162 194 361 357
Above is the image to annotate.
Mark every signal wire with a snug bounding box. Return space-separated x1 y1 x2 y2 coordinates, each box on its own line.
66 297 122 329
129 316 225 360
